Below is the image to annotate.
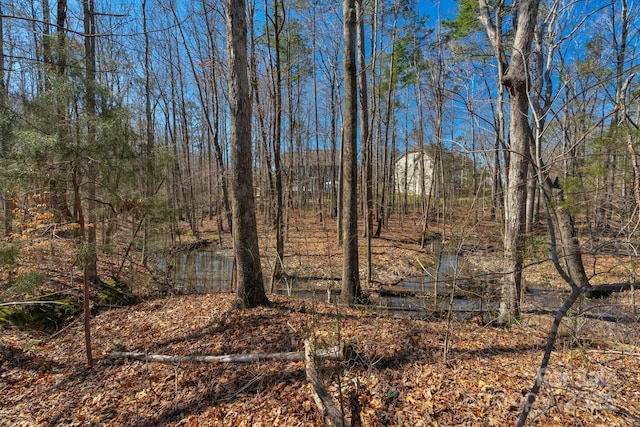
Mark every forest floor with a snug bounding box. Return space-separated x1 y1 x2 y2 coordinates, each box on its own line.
1 209 640 426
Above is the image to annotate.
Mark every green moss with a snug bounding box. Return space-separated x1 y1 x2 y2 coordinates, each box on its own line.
97 277 139 306
0 297 80 330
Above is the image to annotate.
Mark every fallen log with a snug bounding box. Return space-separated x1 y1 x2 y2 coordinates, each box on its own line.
585 282 639 299
0 300 70 307
104 344 347 365
304 339 351 427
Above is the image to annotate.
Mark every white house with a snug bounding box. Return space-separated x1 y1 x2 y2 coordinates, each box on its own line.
395 150 435 196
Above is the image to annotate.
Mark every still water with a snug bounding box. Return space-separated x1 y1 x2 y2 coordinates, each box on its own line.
159 249 497 318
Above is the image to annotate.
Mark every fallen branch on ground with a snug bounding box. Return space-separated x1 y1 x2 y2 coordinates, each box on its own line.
0 300 70 307
104 343 348 364
305 339 351 427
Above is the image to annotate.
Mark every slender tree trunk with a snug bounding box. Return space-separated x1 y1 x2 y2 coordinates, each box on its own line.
141 0 154 266
174 41 199 238
357 0 372 286
612 0 639 223
204 2 232 232
491 117 504 222
249 2 274 225
41 0 52 92
165 41 187 240
375 4 399 237
416 73 430 242
525 163 537 233
50 0 72 221
341 0 362 305
269 0 285 280
0 4 12 237
428 22 447 233
310 5 325 229
73 166 92 367
333 73 342 245
83 0 99 285
226 0 269 309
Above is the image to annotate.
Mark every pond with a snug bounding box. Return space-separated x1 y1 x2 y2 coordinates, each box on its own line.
157 251 234 294
158 248 498 319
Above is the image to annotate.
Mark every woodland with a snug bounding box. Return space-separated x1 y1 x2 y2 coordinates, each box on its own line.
1 0 640 426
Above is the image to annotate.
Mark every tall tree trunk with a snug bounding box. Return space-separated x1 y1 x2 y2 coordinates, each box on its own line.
341 0 362 305
269 0 285 281
612 0 639 223
479 0 540 324
310 4 325 229
357 0 372 286
83 0 99 285
248 0 274 226
332 71 341 244
428 21 447 235
204 1 232 232
165 40 187 242
173 37 199 238
81 0 97 368
499 76 532 324
0 4 12 238
226 0 269 309
141 0 154 266
72 168 92 367
375 7 398 238
41 0 52 92
175 1 233 234
49 0 72 221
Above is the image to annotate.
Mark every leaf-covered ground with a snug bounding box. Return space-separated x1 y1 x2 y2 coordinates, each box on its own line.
2 209 640 425
2 291 639 426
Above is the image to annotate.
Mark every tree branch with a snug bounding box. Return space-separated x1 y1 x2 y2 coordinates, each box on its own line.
305 339 351 427
104 344 348 365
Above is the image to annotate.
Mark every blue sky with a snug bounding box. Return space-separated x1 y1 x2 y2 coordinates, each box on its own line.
417 0 460 24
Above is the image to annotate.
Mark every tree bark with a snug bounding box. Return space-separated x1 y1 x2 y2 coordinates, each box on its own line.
83 0 99 285
0 4 12 237
499 78 531 324
49 0 72 221
479 0 541 324
357 0 372 286
341 0 362 305
141 0 153 265
269 0 285 281
226 0 269 308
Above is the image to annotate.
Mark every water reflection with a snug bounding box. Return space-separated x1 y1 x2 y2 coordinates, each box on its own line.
159 249 497 318
159 250 234 293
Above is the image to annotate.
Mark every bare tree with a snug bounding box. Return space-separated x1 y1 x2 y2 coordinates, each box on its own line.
83 0 98 285
0 2 12 237
49 0 72 221
357 0 373 286
478 0 540 324
202 1 233 233
141 0 154 265
266 0 285 281
82 0 98 367
226 0 269 308
341 0 362 305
